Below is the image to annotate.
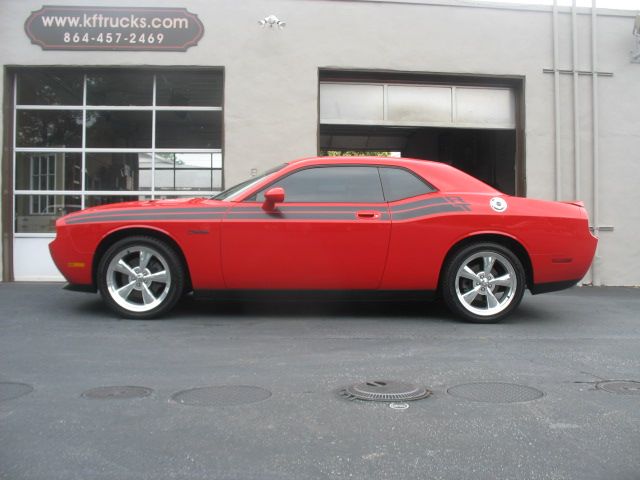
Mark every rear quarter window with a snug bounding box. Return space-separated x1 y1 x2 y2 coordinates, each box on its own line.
379 167 435 202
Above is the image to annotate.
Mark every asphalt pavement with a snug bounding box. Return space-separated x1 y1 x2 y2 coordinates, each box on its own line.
1 283 639 480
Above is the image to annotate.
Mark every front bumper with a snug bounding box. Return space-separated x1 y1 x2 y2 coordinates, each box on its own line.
49 231 94 287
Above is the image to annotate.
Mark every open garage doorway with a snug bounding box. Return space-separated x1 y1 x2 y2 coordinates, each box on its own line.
318 71 524 196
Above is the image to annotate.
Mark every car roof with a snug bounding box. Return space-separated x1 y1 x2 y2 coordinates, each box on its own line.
288 156 429 168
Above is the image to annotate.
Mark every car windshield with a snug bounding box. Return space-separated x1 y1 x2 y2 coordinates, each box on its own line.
212 163 287 201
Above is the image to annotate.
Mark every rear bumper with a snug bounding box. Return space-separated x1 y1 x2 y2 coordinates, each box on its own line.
530 227 598 288
530 279 579 295
63 283 97 293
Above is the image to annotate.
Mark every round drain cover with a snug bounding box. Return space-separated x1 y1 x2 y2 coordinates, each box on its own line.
0 382 33 402
171 386 272 406
447 382 543 403
340 380 431 402
81 386 153 400
596 380 640 395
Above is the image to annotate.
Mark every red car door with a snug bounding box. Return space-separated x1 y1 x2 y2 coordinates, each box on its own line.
221 165 391 289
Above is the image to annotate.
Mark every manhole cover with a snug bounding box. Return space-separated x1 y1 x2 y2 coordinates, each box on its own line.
447 382 543 403
0 382 33 402
339 380 431 402
596 380 640 395
81 386 153 399
171 386 272 406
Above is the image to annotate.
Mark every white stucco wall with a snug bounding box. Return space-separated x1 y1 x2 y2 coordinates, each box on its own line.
0 0 638 284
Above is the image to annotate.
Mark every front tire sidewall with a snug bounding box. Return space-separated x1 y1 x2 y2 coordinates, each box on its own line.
442 242 525 323
97 236 184 319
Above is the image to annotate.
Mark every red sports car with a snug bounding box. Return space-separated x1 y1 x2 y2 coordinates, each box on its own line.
49 157 597 322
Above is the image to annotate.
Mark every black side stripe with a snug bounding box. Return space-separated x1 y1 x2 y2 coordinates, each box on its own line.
66 213 225 225
391 204 468 221
390 197 451 212
68 206 228 221
390 196 471 212
64 197 471 224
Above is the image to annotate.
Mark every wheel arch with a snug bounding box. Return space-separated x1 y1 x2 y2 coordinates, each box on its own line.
92 227 192 292
438 233 533 291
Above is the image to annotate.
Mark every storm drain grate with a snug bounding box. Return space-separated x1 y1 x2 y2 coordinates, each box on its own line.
339 380 431 402
447 382 543 403
596 380 640 395
0 382 33 402
171 386 272 407
81 386 153 400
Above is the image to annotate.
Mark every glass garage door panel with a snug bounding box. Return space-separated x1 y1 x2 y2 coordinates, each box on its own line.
17 69 83 105
86 70 153 106
156 71 223 107
154 153 222 191
15 153 82 191
85 153 151 191
16 111 82 148
15 194 82 234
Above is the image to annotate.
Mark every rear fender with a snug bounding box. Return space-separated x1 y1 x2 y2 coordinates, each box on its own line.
439 231 534 290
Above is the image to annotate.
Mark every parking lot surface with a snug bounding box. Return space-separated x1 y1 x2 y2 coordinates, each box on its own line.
1 283 639 480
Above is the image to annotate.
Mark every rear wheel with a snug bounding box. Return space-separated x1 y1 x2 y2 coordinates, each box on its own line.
441 242 525 323
97 236 184 319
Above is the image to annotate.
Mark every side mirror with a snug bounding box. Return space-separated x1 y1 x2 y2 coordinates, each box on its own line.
262 187 285 211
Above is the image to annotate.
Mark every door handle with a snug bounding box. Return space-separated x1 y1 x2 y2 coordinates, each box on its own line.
356 210 381 220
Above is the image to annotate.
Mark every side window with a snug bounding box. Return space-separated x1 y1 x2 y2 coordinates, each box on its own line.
379 167 435 202
255 166 384 203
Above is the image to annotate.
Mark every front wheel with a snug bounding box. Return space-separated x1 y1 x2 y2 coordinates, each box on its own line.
97 236 185 319
441 242 526 323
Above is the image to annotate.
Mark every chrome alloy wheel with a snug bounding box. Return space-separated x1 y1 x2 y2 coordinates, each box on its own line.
105 246 171 313
454 250 517 317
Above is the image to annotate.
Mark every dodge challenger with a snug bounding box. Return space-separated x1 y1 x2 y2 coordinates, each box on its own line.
49 157 598 322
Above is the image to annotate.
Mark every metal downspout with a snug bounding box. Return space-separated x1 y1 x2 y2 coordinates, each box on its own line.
572 0 581 200
591 0 600 285
553 0 561 201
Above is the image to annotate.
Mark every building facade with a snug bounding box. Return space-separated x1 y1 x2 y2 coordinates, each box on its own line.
1 0 639 284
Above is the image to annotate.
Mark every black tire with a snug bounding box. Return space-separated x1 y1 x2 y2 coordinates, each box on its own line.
97 236 185 319
441 242 525 323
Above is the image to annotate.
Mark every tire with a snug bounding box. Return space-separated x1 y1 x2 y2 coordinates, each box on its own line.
441 242 525 323
97 236 185 319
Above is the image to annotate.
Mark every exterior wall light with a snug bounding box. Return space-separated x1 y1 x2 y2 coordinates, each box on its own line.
259 14 286 29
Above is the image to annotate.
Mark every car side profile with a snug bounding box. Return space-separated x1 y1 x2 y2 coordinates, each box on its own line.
49 157 598 322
